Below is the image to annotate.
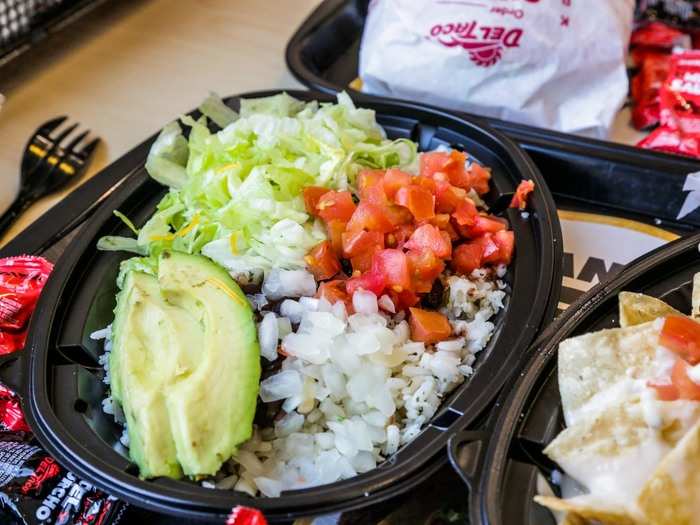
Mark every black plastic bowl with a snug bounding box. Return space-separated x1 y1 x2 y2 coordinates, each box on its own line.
448 232 700 525
2 90 561 522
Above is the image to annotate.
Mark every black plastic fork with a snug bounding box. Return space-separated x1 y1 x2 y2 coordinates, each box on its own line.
0 116 100 239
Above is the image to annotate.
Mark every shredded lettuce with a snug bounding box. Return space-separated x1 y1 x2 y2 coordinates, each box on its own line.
144 121 189 189
102 92 417 282
198 92 238 128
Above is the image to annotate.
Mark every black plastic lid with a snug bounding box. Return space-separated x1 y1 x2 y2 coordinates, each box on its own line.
2 90 561 521
448 231 700 525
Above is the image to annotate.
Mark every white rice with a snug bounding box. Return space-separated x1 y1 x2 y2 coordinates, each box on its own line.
228 270 504 496
98 268 505 497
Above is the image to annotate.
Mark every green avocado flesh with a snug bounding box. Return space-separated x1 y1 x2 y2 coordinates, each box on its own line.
109 251 261 479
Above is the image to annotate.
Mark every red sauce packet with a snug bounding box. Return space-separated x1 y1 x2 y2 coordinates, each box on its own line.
637 125 700 156
0 256 53 355
631 52 672 130
659 51 700 134
226 506 268 525
0 255 127 524
638 51 700 157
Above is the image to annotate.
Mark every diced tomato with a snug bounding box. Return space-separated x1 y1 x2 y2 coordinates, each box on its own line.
317 279 353 313
435 181 465 213
420 151 451 179
421 150 468 183
346 202 395 233
303 186 329 216
346 270 385 297
409 307 452 344
391 223 417 249
342 230 384 258
492 230 515 265
416 175 438 194
383 169 412 198
305 241 341 281
510 180 535 210
383 203 414 227
452 198 478 226
359 181 413 228
317 191 356 223
428 213 451 230
358 169 385 199
389 289 420 311
468 163 491 195
671 359 700 401
421 150 490 195
451 243 483 276
345 232 385 273
395 185 435 221
465 215 508 237
325 220 346 255
445 153 474 190
362 183 389 206
648 379 680 401
406 249 444 292
476 234 502 264
405 224 452 258
660 316 700 365
351 252 375 273
371 249 412 291
444 220 459 241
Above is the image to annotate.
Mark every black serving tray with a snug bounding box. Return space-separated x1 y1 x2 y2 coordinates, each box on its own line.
285 0 700 231
447 231 700 525
0 90 561 522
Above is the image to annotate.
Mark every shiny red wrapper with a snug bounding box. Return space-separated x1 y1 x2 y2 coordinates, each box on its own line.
659 51 700 134
631 52 673 130
630 21 691 53
637 51 700 158
226 506 268 525
0 256 53 355
637 125 700 157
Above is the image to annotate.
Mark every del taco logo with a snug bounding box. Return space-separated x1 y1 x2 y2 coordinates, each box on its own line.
428 21 523 67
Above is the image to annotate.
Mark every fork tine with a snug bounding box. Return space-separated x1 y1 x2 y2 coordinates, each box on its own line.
51 122 79 146
63 130 89 156
36 116 68 136
78 138 100 160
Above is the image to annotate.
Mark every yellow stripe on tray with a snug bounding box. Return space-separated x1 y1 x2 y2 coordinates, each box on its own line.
557 210 679 242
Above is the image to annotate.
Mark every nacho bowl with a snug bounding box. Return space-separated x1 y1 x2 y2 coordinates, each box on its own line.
448 232 700 525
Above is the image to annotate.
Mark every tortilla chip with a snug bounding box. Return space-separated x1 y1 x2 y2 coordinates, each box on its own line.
558 322 660 425
618 292 682 328
692 273 700 320
637 419 700 525
534 496 641 525
545 398 649 462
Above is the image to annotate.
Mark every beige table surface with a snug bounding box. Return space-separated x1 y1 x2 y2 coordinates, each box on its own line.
0 0 322 246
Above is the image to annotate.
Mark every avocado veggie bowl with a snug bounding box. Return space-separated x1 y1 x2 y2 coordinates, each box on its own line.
15 90 560 520
94 92 527 495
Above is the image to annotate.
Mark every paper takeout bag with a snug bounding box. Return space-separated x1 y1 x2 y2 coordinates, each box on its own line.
359 0 635 139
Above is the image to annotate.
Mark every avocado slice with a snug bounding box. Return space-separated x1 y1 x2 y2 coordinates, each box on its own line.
109 271 185 479
109 251 261 479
